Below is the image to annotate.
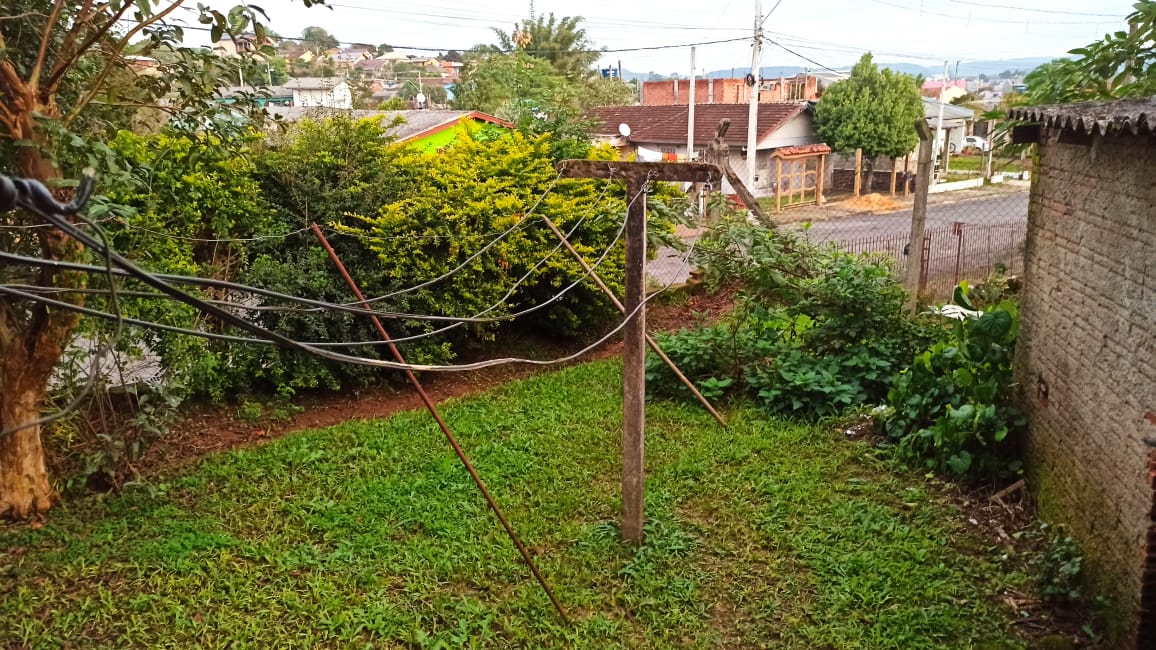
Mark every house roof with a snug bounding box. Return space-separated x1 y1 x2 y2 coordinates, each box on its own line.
1009 97 1156 136
922 79 967 91
379 110 513 141
772 143 832 158
588 103 810 147
353 58 389 72
283 77 348 90
263 107 513 140
219 84 291 98
923 97 974 124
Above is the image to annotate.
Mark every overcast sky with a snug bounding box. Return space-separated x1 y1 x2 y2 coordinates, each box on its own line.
195 0 1135 74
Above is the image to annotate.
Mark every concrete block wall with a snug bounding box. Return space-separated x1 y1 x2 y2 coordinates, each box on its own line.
1015 132 1156 646
640 76 819 106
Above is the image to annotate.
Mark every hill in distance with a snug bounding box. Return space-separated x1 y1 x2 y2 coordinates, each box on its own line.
622 56 1058 82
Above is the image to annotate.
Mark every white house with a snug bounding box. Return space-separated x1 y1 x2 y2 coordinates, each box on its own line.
283 77 352 109
589 102 821 196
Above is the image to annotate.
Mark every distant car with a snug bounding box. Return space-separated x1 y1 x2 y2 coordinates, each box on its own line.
962 135 991 152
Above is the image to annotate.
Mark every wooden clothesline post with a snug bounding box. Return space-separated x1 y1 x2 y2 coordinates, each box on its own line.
557 159 722 544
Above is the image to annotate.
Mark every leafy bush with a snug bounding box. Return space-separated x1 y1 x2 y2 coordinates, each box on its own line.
881 283 1026 477
648 215 931 418
1029 524 1085 604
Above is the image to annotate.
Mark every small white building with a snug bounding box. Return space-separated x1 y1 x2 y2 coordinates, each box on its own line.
589 102 821 196
283 77 352 109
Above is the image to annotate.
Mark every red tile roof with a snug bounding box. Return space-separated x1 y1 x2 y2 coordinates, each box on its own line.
773 143 832 157
589 103 809 146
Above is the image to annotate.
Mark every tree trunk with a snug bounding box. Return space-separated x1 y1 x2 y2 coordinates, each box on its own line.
0 107 77 519
0 382 55 519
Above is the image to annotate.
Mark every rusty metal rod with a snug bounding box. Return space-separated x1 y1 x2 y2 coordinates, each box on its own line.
308 223 569 622
540 216 727 428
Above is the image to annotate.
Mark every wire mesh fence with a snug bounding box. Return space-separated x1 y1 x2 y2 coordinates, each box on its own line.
647 177 1030 299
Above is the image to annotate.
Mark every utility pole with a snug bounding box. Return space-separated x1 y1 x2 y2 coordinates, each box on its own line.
557 159 722 544
688 47 697 160
746 0 763 187
932 60 947 180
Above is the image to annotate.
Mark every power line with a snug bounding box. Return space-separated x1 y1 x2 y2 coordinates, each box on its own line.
765 38 847 76
173 20 751 55
862 0 1120 25
0 182 639 326
942 0 1125 18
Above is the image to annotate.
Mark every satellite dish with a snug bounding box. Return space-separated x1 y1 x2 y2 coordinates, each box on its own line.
415 92 426 105
618 123 632 137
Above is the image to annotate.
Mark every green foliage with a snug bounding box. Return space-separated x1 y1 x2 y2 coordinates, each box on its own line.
454 50 632 157
301 25 339 52
490 13 600 78
649 216 929 419
339 128 626 340
1024 2 1156 103
814 53 924 159
1027 524 1085 604
882 283 1026 478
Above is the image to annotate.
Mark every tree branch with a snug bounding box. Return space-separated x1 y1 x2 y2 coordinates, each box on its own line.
63 1 189 124
54 0 97 72
29 0 66 88
42 0 137 96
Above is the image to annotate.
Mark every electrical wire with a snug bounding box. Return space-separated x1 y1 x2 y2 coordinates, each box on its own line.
18 185 687 374
765 38 847 76
0 173 124 440
349 170 564 306
0 178 639 327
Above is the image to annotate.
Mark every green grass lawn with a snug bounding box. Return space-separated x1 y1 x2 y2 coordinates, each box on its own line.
949 156 1026 175
1 361 1032 649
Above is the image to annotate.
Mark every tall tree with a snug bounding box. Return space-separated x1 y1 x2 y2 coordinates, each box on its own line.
492 13 600 78
0 0 321 519
813 53 924 177
301 25 338 53
1024 1 1155 103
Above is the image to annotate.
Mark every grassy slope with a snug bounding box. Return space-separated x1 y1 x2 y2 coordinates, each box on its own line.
1 361 1025 649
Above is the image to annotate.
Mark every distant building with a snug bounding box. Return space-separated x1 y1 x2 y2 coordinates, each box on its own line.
922 79 969 103
589 102 820 195
282 77 352 109
641 74 823 106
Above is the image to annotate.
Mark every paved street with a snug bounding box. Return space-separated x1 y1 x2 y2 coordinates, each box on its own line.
801 191 1029 242
648 189 1029 288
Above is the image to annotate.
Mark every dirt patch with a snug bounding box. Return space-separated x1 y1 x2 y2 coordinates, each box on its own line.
840 192 903 213
137 290 736 475
942 481 1102 648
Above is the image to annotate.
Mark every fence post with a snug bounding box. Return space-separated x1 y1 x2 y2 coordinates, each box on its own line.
906 119 934 311
952 221 965 284
853 147 863 198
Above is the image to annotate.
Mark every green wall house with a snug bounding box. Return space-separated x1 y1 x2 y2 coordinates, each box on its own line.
382 110 514 153
262 107 514 153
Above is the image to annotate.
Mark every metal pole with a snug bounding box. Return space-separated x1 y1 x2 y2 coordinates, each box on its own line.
622 172 648 544
906 119 934 311
308 223 569 621
688 47 697 161
746 0 763 187
933 60 948 180
539 216 727 428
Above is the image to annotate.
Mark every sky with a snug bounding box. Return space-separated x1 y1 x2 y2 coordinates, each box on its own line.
193 0 1137 75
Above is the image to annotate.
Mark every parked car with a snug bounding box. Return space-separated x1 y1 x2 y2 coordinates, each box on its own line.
962 135 991 152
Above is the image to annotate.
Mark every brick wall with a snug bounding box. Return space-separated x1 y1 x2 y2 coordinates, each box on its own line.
1015 132 1156 646
641 75 819 106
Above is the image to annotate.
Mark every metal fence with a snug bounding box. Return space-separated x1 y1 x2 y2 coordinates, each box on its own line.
837 220 1026 298
646 176 1030 298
